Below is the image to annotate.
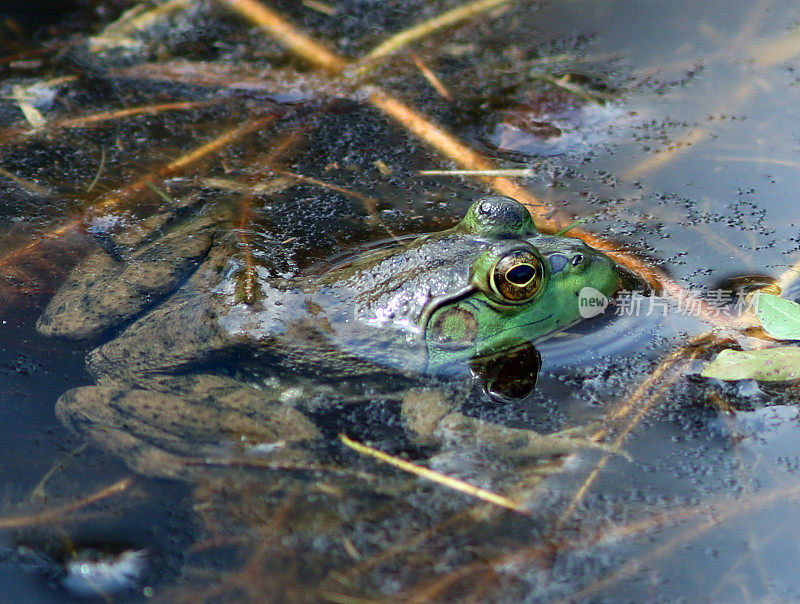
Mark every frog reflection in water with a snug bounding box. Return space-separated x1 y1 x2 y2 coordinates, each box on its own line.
37 195 619 477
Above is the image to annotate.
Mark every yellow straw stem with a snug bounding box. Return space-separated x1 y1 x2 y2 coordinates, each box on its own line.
216 0 348 73
362 0 514 63
339 434 527 514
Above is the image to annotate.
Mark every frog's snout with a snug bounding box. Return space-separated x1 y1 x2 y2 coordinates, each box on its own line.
590 248 620 295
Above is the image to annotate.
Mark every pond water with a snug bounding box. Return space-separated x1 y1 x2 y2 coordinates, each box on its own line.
1 0 800 601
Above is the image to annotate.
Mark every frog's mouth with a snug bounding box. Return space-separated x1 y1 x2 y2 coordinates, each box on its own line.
493 313 554 338
450 295 556 340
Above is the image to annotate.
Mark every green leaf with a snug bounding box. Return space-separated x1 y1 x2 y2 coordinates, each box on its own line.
701 347 800 381
754 293 800 340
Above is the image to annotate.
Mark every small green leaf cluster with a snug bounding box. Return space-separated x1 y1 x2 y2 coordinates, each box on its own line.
702 293 800 382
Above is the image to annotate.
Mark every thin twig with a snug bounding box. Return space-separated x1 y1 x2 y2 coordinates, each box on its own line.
0 165 51 196
89 0 192 51
0 477 133 530
30 443 88 501
216 0 347 73
303 0 337 16
339 434 527 514
92 111 281 215
359 0 514 65
0 112 280 273
56 100 217 129
85 148 106 193
235 194 258 303
563 478 800 602
409 51 453 101
328 512 468 587
274 169 380 214
365 86 549 215
182 457 380 481
419 168 535 176
556 335 714 528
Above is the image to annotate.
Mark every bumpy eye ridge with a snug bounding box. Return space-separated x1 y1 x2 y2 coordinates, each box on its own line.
491 250 544 302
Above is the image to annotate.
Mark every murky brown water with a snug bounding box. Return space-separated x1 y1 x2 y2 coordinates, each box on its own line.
2 0 800 601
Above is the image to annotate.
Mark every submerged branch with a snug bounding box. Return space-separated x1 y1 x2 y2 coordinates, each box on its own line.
0 477 133 530
89 0 193 52
409 51 453 101
216 0 348 73
556 333 721 528
566 478 800 602
358 0 514 66
56 100 219 129
93 111 280 215
0 111 280 277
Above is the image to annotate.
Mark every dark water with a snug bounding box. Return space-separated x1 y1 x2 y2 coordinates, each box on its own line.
1 0 800 601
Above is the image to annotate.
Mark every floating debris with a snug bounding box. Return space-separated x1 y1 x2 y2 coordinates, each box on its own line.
15 544 149 599
482 99 624 158
60 548 149 599
10 84 46 129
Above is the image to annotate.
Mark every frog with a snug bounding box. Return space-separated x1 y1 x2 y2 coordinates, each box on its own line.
37 195 620 478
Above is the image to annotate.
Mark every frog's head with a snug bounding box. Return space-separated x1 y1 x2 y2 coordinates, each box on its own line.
423 195 619 373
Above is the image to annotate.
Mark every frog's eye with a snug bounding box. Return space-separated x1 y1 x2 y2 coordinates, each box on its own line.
490 249 545 303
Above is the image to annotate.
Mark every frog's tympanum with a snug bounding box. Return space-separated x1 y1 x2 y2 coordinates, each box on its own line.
38 195 619 477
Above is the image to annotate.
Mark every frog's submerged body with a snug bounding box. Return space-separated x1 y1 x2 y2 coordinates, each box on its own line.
38 195 619 478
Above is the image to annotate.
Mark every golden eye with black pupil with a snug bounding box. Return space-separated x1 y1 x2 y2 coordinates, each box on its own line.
490 250 544 302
